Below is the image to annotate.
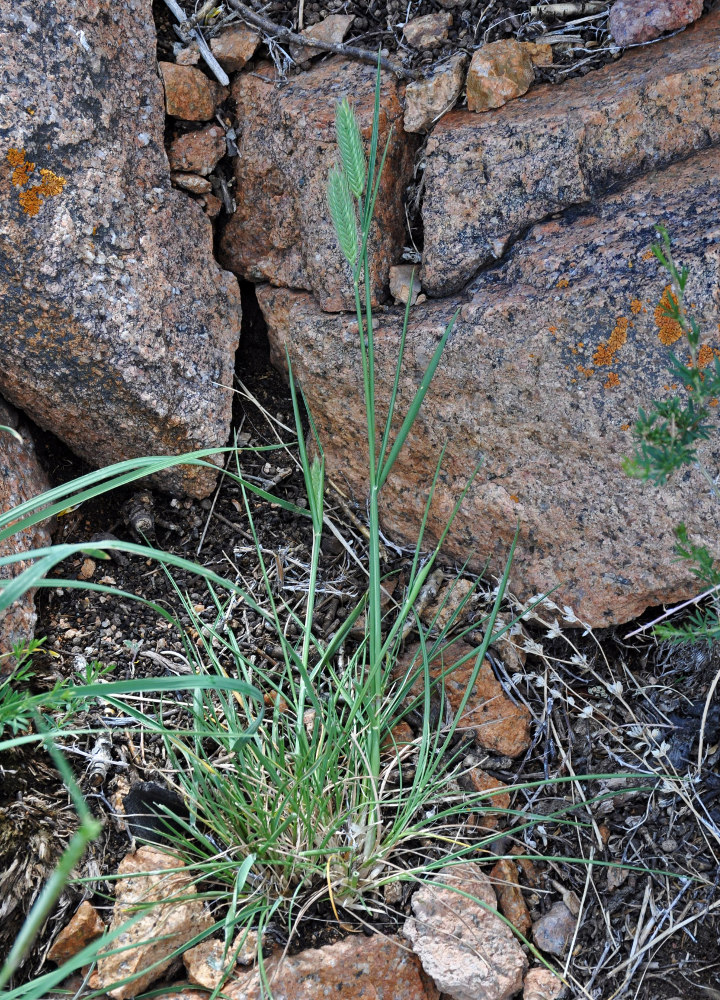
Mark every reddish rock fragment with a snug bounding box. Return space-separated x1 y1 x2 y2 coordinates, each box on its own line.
168 125 226 176
48 901 105 964
404 53 468 133
404 863 527 1000
489 859 532 936
533 902 577 957
609 0 703 46
212 934 438 999
460 768 511 828
393 642 531 757
171 172 213 194
220 58 417 312
210 25 261 72
202 193 223 218
96 846 213 999
403 12 453 50
523 968 564 1000
466 39 535 111
291 14 355 64
0 398 51 666
158 62 224 121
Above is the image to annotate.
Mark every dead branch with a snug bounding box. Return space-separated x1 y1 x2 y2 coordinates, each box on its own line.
226 0 414 79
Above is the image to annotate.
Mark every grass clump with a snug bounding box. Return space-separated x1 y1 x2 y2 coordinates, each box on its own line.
0 68 529 996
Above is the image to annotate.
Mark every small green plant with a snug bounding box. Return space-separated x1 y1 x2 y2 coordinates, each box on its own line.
625 225 720 642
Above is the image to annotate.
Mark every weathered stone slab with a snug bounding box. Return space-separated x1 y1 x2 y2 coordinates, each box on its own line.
421 9 720 296
0 1 242 498
259 145 720 626
219 57 419 312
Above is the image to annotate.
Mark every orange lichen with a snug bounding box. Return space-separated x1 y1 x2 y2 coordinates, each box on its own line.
593 316 629 366
7 147 25 167
11 160 34 186
654 286 683 345
696 344 716 369
642 249 655 261
7 147 66 215
38 168 65 197
711 399 719 407
18 187 43 216
604 372 620 389
509 494 520 503
557 277 569 288
630 299 643 315
620 423 630 431
548 325 558 334
577 364 594 378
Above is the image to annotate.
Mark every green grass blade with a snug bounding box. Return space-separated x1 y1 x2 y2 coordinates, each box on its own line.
378 311 457 488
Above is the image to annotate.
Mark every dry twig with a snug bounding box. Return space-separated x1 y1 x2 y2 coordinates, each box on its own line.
226 0 414 78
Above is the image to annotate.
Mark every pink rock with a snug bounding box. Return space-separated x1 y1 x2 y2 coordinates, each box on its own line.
0 398 51 666
257 144 720 626
208 934 438 999
171 172 213 194
210 25 261 72
158 62 225 121
533 902 577 957
48 902 105 964
523 968 564 1000
403 12 453 50
404 53 468 134
609 0 703 46
1 2 241 499
168 125 226 176
96 846 213 999
202 193 223 218
395 643 531 757
290 14 355 64
404 863 527 1000
466 39 535 112
422 8 720 296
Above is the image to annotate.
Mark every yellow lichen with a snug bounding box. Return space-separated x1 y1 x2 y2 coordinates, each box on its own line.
654 286 683 345
697 344 715 369
557 277 569 288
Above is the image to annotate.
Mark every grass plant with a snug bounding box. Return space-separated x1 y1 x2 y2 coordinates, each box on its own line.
1 70 691 1000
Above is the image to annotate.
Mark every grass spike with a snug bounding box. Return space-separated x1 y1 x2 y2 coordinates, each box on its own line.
327 165 358 266
335 98 365 199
